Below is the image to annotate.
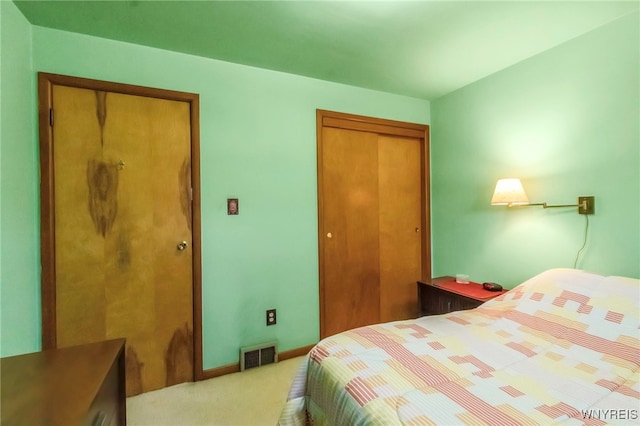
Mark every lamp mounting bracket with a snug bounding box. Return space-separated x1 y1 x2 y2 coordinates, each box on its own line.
509 196 595 214
578 196 595 215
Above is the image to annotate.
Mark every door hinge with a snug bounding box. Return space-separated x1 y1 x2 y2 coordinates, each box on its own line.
190 187 193 201
49 108 54 127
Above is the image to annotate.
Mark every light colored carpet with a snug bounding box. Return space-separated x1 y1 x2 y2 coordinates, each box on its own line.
126 356 304 426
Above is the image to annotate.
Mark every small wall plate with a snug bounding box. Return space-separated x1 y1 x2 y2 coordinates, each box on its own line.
227 198 239 215
266 309 277 326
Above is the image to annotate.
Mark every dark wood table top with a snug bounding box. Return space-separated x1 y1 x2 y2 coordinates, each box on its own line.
1 338 125 426
420 276 507 301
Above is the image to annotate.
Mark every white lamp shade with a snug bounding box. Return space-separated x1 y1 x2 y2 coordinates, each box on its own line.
491 178 529 205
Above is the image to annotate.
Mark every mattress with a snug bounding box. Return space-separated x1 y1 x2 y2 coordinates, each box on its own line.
279 269 640 425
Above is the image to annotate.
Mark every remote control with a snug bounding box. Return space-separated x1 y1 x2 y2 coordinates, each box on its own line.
482 282 503 292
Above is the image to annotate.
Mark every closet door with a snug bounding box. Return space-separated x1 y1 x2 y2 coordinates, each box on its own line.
321 127 381 336
318 110 430 339
378 134 423 323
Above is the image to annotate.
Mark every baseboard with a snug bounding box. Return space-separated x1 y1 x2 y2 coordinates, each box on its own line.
200 344 315 381
279 344 315 361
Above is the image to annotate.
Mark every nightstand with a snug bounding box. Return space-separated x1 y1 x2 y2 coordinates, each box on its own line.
417 276 507 316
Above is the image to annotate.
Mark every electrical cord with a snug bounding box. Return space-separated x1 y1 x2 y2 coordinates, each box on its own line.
573 214 589 269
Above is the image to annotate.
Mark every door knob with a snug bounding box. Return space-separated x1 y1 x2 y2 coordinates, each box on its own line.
177 241 188 251
327 232 333 239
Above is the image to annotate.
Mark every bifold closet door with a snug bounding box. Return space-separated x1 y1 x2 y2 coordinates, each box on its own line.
318 110 429 339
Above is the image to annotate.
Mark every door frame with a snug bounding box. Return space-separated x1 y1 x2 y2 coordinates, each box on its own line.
316 109 431 338
37 72 204 381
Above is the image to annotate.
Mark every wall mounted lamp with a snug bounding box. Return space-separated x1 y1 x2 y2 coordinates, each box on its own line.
491 178 595 215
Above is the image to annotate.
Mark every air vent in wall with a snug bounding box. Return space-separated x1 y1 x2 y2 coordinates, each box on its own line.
240 342 278 371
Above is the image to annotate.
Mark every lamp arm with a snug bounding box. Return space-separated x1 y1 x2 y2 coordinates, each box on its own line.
543 203 580 209
523 202 547 208
510 201 587 209
509 202 549 207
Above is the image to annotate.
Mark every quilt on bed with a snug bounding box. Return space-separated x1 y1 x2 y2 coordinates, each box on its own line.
279 269 639 425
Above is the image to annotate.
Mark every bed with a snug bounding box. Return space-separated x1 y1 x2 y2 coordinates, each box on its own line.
279 269 639 425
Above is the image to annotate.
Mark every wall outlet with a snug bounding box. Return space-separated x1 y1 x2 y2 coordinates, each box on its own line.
578 196 595 215
266 309 277 326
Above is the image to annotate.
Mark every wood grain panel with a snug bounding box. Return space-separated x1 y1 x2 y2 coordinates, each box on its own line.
53 85 108 347
317 109 430 339
39 72 204 389
321 127 380 337
51 85 193 396
323 116 426 139
1 339 126 426
378 135 423 322
418 281 487 316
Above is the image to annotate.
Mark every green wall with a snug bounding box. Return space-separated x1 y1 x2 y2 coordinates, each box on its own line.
0 1 430 366
1 1 40 357
432 12 639 288
5 1 637 368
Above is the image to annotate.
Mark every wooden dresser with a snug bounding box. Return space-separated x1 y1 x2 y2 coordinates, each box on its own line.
1 338 126 426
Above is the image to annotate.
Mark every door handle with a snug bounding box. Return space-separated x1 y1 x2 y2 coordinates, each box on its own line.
177 241 188 251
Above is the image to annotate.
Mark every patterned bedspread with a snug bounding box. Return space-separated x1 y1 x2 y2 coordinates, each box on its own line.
279 269 640 425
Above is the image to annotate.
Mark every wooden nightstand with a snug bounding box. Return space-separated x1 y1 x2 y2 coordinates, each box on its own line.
417 276 507 316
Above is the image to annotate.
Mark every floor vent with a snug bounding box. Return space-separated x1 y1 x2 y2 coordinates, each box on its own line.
240 342 278 371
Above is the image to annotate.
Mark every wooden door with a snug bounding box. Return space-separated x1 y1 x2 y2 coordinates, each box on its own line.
38 73 203 396
378 134 423 323
321 127 381 335
317 110 430 339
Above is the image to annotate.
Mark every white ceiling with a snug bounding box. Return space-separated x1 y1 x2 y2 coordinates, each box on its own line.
15 1 640 100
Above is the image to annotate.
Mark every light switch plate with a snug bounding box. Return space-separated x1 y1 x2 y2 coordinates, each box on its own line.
227 198 239 215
